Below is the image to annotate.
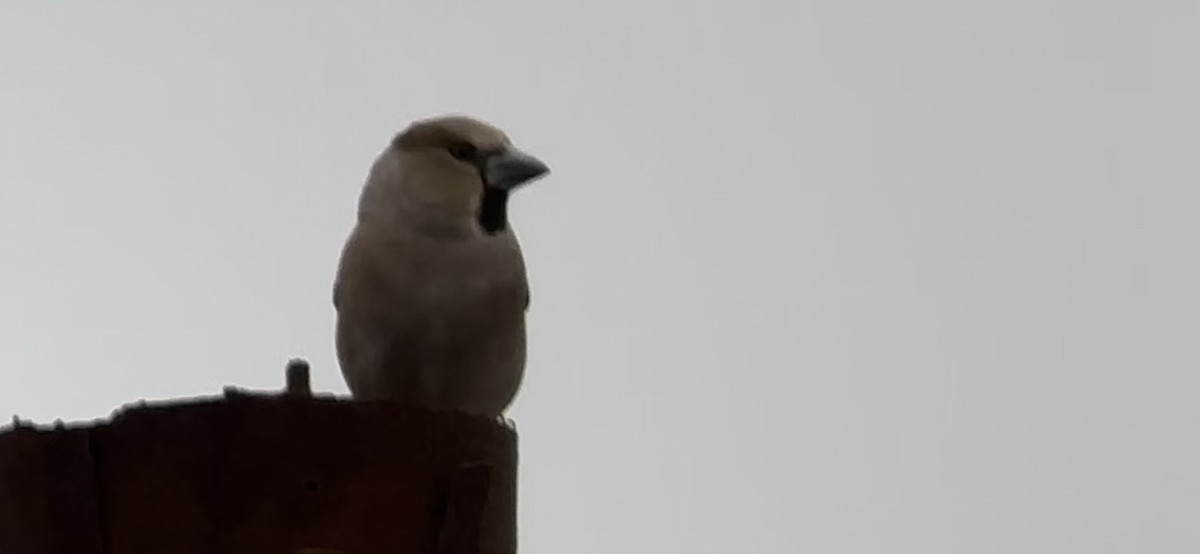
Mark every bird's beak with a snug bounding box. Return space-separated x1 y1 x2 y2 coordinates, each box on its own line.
484 147 550 190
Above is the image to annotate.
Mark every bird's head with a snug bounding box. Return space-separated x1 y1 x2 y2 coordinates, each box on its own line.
358 114 550 236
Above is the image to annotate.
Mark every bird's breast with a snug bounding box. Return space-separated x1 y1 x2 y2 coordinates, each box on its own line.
401 240 526 316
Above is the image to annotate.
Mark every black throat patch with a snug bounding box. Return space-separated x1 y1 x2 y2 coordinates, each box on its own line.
464 147 511 236
478 187 509 235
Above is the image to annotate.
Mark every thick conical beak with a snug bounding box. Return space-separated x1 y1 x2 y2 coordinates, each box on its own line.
484 147 550 190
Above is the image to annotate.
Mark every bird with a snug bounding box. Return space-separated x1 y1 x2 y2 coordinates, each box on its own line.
332 114 550 418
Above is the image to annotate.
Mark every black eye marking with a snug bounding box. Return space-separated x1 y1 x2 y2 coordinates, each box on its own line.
447 141 478 161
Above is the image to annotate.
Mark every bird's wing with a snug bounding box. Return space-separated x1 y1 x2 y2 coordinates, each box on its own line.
333 228 427 401
523 278 531 311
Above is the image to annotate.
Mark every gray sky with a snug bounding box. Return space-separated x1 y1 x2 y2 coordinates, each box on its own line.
1 1 1197 552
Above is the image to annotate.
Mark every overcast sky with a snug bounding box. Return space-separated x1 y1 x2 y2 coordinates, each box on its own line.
1 1 1197 552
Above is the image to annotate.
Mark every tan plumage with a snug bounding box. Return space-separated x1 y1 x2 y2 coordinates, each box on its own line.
333 115 549 416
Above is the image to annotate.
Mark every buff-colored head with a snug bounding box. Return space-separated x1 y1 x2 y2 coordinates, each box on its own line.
357 114 549 236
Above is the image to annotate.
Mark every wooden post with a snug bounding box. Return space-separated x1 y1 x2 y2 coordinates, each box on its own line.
0 360 518 554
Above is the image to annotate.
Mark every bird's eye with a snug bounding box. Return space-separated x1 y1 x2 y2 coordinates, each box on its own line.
447 141 478 161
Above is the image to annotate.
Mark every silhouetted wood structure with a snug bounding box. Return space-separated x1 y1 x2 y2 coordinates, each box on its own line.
0 360 518 554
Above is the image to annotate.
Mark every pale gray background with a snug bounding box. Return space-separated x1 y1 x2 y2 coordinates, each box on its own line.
1 1 1197 552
